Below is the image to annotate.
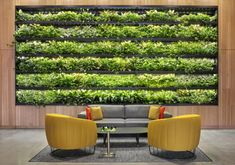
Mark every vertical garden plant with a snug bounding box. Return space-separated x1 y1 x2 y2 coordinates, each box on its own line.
15 6 218 105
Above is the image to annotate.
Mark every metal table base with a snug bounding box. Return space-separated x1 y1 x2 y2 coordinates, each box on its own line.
99 131 115 158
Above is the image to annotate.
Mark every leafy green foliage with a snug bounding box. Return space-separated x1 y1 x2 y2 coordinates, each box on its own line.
145 10 178 22
16 41 217 56
16 57 216 73
16 89 217 105
16 9 217 24
178 13 217 24
97 11 120 22
176 25 217 41
16 24 62 38
16 73 218 88
177 89 217 104
16 90 58 105
16 10 96 22
15 24 217 41
15 8 218 105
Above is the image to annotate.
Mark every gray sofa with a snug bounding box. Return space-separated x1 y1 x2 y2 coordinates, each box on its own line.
78 105 172 127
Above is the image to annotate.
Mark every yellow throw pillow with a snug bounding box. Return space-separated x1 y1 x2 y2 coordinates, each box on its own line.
148 105 160 120
90 106 103 120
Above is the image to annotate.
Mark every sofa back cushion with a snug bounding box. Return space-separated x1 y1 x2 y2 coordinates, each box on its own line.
88 105 124 118
125 105 150 118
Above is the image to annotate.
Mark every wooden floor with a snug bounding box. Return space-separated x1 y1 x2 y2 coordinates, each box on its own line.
0 129 235 165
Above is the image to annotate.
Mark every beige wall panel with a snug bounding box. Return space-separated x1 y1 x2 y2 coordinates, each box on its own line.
230 51 235 87
164 106 178 117
96 0 139 5
219 89 231 127
16 0 57 5
231 88 235 126
196 106 218 128
54 106 83 116
0 0 15 50
0 0 3 48
175 106 195 115
219 50 231 89
218 50 235 128
0 3 2 49
164 106 218 128
56 0 96 5
138 0 177 5
227 50 235 127
177 0 218 6
16 0 218 6
16 105 218 128
231 104 235 127
0 49 15 127
176 106 218 128
0 50 2 126
219 0 235 50
16 106 84 128
200 107 219 128
16 106 41 128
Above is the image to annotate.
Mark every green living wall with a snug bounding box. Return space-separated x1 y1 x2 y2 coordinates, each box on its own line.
15 6 218 105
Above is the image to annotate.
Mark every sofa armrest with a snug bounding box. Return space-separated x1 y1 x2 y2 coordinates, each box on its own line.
164 111 173 118
77 111 86 119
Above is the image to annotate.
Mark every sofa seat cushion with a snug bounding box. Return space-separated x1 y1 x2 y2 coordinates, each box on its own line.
125 118 149 127
89 104 124 118
95 118 125 127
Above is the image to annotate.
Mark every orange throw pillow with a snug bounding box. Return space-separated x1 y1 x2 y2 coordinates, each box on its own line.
159 106 165 119
85 106 91 120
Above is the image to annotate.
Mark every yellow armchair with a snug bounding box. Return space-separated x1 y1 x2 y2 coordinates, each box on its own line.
148 114 201 154
45 113 97 152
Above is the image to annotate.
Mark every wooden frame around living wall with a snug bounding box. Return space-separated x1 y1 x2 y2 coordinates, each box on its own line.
0 0 235 128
